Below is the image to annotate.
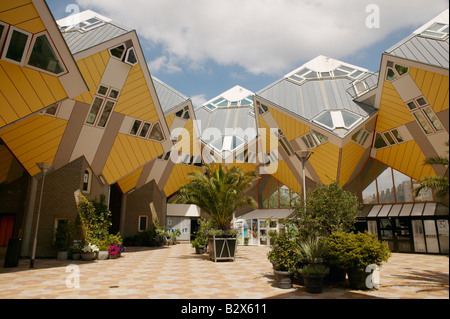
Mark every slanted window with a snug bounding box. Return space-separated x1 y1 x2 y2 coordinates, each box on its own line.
2 27 32 65
406 97 444 135
148 122 164 141
386 61 409 81
43 102 60 116
373 129 406 150
86 85 120 128
0 21 8 50
139 122 151 138
109 44 126 60
130 120 142 135
301 130 328 149
420 23 449 40
125 47 138 66
27 32 64 75
352 128 370 146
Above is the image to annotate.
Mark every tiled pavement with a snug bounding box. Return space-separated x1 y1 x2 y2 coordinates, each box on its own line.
0 244 448 299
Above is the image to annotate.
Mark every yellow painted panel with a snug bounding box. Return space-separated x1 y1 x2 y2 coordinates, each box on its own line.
375 140 436 181
163 164 201 197
0 115 67 176
117 166 144 194
258 115 278 153
0 62 44 111
103 134 163 184
41 73 67 103
0 91 19 125
271 160 302 196
308 142 340 184
21 66 57 107
268 106 309 141
375 81 415 132
0 63 30 119
0 0 32 12
15 16 46 33
339 142 366 186
410 67 449 114
165 114 176 131
0 3 39 26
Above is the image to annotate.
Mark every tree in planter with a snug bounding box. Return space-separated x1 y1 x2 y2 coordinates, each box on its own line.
173 165 258 261
291 181 361 240
174 165 258 231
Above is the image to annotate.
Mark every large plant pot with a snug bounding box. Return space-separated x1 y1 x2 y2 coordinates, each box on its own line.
302 274 325 293
81 252 96 261
347 269 371 290
208 236 237 262
195 247 206 254
57 251 68 260
98 251 109 260
273 270 295 289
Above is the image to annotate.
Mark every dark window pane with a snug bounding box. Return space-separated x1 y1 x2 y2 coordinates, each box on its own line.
130 120 141 135
110 44 125 59
126 48 137 65
86 97 103 124
149 123 164 141
374 133 388 149
97 101 115 127
6 30 29 62
28 34 64 74
139 122 151 138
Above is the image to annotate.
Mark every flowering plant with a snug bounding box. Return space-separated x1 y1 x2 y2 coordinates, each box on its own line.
82 243 99 253
108 245 120 256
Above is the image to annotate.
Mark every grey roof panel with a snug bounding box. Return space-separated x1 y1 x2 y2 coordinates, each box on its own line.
152 77 189 113
386 33 449 69
62 22 131 54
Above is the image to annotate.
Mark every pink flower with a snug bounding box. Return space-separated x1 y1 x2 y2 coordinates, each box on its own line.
108 245 120 256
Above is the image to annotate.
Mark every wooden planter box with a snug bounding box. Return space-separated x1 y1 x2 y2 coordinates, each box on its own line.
208 236 237 262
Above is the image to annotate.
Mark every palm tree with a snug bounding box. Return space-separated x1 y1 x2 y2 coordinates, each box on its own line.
174 165 258 230
416 141 449 198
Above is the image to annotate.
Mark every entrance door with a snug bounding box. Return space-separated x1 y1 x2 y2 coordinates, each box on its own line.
378 218 413 253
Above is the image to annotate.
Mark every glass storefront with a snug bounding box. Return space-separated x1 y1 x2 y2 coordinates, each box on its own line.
235 218 280 246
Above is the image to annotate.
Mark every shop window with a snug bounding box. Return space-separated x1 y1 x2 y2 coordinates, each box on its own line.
1 26 32 65
407 97 444 135
27 33 64 75
138 215 148 232
86 85 120 128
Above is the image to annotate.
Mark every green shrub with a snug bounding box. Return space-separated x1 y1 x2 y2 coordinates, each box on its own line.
298 263 330 276
322 231 392 271
267 231 300 272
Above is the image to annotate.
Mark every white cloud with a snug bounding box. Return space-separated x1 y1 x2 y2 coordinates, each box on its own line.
191 94 208 109
76 0 449 75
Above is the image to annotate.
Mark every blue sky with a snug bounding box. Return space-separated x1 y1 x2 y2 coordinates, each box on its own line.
46 0 449 108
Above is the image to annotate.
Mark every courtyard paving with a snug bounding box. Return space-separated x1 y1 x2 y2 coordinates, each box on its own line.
0 244 448 299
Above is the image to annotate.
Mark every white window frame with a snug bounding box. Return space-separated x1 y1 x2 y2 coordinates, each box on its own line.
0 21 9 51
406 96 444 135
420 23 449 40
301 131 328 149
109 43 127 61
352 128 371 146
24 31 67 76
138 215 148 232
124 47 138 66
86 85 120 128
80 17 105 31
1 26 32 66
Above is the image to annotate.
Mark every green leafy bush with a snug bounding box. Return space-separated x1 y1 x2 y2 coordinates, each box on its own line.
298 263 330 276
267 230 300 272
322 231 392 271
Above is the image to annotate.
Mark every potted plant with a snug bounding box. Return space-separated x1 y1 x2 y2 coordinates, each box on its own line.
108 245 121 259
267 230 300 289
191 237 207 254
169 229 181 245
81 243 99 261
98 245 109 260
244 236 249 245
298 264 330 293
322 231 391 290
173 165 258 262
55 223 70 260
70 240 83 260
295 236 329 291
